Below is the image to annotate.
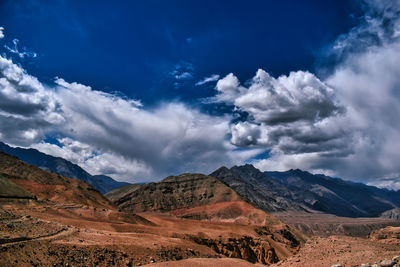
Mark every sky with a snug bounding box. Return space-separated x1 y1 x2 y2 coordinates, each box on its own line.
1 0 400 189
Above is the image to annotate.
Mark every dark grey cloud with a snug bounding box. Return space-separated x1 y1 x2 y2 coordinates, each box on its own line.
0 114 50 146
0 56 63 146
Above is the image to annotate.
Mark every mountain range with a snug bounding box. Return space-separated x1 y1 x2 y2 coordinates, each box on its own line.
210 164 400 218
2 141 400 219
0 142 130 194
1 147 400 265
0 150 305 265
106 173 285 226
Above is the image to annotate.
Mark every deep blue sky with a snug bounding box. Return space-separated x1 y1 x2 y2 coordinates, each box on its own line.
1 0 359 105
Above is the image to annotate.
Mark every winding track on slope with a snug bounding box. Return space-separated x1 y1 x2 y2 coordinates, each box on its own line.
0 226 77 246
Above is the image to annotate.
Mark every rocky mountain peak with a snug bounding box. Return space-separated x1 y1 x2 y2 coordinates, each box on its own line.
233 164 258 172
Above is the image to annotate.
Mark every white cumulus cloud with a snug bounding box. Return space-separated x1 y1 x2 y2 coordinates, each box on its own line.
218 0 400 184
0 55 259 182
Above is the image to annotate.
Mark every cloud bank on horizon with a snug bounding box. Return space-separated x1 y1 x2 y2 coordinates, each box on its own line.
0 50 260 181
0 0 400 188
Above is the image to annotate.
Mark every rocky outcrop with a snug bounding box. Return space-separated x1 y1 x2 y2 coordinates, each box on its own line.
331 255 400 267
111 173 242 213
190 235 279 265
368 226 400 240
380 208 400 220
189 225 304 265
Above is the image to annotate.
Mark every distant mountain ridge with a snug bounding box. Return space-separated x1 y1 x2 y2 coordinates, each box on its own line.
210 165 308 213
210 164 400 218
0 142 130 194
266 169 400 217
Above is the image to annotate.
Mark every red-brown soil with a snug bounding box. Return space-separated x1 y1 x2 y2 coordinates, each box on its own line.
143 257 266 266
0 207 66 245
266 214 400 266
10 179 113 208
170 201 282 225
270 235 400 267
2 202 400 267
0 201 304 266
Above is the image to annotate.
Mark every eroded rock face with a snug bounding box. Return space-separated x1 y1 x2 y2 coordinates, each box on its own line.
190 235 279 265
188 224 303 265
369 226 400 240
